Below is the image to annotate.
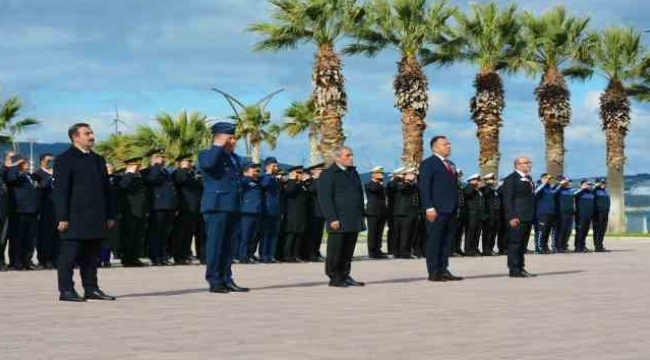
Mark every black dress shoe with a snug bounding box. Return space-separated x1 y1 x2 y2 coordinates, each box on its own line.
344 277 365 287
328 281 348 288
520 270 537 277
510 270 537 278
209 284 230 294
23 262 37 271
60 290 86 302
428 274 447 282
595 248 610 253
442 271 463 281
85 289 116 301
225 282 250 292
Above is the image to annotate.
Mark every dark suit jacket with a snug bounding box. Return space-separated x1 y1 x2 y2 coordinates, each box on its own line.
364 181 387 217
418 155 459 214
53 146 116 240
144 164 178 211
6 166 40 214
307 179 324 218
33 168 54 215
464 185 486 220
174 168 202 213
260 174 281 217
282 179 309 233
117 172 147 218
502 171 535 223
317 165 366 233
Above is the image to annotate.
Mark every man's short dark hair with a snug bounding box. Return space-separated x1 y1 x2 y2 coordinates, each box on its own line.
39 153 53 162
68 123 90 141
430 135 447 148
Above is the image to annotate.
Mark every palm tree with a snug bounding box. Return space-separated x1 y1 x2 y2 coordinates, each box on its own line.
344 0 456 167
95 133 136 167
520 6 593 176
591 27 650 233
248 0 364 162
283 98 321 165
0 91 40 150
430 2 524 175
131 110 211 166
213 89 283 164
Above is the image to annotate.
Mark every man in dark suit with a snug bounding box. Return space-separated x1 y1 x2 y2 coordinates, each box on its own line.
33 153 59 269
117 156 147 267
6 156 40 270
172 155 202 265
282 166 310 262
364 166 388 259
54 123 116 301
306 163 326 262
418 136 463 282
142 149 178 266
502 156 537 278
317 145 366 288
199 122 248 294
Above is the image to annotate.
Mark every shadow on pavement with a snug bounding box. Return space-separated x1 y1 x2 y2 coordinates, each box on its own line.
118 270 585 298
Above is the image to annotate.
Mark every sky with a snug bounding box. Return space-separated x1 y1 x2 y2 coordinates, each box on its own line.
1 0 649 178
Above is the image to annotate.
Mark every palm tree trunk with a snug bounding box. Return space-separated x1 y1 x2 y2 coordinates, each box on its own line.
313 43 347 163
395 55 428 167
308 124 321 166
251 141 261 164
471 70 504 176
600 80 630 234
535 67 571 176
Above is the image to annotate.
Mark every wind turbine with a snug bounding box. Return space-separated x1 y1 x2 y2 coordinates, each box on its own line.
109 103 128 135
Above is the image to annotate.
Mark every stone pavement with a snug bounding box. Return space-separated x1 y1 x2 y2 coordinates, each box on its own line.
2 238 650 360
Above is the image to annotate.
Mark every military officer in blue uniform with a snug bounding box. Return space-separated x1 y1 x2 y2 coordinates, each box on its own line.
236 162 263 263
142 149 178 266
592 179 611 252
534 174 560 254
574 180 596 253
199 122 249 293
259 157 282 263
555 176 575 253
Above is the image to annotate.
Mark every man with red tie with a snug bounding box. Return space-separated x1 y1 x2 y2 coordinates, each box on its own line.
418 136 463 282
502 156 537 278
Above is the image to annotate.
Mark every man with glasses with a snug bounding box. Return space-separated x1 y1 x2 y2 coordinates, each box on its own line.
502 157 537 278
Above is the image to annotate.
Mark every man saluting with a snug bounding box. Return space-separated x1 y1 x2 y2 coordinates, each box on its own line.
199 122 249 294
53 123 116 302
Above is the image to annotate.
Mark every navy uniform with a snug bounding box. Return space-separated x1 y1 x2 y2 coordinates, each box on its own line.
574 180 595 253
452 171 466 256
592 179 610 252
496 180 509 255
555 176 575 253
33 155 59 268
534 174 560 254
392 169 420 258
172 155 202 265
200 122 248 293
463 174 485 256
281 166 310 262
480 173 500 256
259 157 282 263
306 163 326 261
385 170 401 255
236 162 263 263
117 157 148 267
0 164 8 271
142 149 178 266
364 166 388 259
6 160 40 270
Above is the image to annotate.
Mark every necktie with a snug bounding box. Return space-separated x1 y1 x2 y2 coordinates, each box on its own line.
443 160 455 175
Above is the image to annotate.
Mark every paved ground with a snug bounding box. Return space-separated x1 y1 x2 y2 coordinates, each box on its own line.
2 238 650 359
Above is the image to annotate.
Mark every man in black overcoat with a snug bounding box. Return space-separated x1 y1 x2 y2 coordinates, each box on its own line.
317 145 366 288
502 156 537 278
53 123 117 302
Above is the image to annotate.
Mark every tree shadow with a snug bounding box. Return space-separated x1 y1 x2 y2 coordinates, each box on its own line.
118 270 585 298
